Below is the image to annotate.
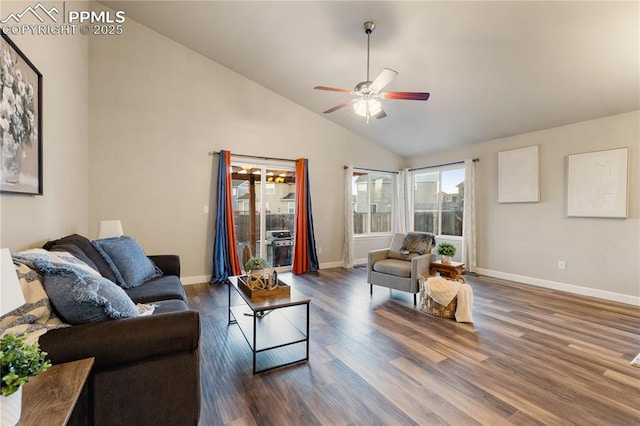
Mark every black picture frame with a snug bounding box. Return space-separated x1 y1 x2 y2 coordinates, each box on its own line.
0 32 43 195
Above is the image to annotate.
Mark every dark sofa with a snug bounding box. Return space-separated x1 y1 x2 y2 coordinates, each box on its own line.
38 234 201 426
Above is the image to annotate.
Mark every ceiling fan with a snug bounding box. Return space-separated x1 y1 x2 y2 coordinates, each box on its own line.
314 21 430 122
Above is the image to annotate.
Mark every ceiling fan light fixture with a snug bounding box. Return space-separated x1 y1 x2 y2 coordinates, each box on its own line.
353 98 381 117
314 21 429 119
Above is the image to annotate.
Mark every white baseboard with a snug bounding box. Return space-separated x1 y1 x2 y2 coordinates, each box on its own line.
319 260 345 269
181 275 210 285
476 268 640 306
318 259 367 269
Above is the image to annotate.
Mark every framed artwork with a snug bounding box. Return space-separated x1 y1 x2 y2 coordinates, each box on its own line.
0 32 42 195
498 145 540 203
567 147 629 218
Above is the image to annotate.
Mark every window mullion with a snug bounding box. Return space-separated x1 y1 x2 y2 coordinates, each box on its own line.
437 171 443 235
367 174 372 234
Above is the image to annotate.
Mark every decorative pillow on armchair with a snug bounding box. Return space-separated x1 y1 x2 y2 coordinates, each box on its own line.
400 232 436 255
92 236 162 289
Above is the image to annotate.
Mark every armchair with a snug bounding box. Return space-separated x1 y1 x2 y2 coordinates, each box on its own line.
367 233 436 305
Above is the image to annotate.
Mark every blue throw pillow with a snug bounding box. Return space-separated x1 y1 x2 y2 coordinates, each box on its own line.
43 268 139 325
92 236 162 289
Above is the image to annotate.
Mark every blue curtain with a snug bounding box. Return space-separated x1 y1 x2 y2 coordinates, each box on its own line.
211 150 241 283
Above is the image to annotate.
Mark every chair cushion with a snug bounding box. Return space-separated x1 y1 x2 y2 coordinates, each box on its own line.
125 275 186 304
372 259 412 278
388 251 420 261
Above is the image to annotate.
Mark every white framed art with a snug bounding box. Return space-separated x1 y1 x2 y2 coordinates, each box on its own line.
567 147 629 218
498 145 540 203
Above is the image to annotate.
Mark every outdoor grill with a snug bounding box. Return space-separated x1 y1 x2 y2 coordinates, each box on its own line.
265 230 294 267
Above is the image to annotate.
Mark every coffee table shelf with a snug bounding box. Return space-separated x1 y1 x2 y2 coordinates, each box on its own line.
228 274 310 374
229 306 307 351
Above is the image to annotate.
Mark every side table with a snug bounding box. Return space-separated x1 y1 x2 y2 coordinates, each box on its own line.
429 260 466 283
20 357 94 426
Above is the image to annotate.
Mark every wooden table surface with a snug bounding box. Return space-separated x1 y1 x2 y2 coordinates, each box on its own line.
19 357 94 426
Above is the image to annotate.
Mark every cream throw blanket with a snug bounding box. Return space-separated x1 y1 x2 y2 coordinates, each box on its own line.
455 284 474 323
426 276 474 323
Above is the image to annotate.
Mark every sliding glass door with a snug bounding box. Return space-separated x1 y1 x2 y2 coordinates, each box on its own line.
230 162 296 270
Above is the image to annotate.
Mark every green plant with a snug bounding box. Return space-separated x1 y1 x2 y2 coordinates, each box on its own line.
1 333 51 396
436 242 456 257
244 256 268 271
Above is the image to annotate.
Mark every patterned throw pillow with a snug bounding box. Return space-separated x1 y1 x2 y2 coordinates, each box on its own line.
400 232 436 255
0 262 68 342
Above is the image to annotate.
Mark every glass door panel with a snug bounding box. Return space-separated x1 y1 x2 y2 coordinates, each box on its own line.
264 168 295 268
231 164 261 269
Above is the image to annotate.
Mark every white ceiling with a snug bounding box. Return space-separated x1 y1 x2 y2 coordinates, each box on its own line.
102 1 639 158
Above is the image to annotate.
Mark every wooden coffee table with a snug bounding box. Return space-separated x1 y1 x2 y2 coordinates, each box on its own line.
228 273 310 374
429 260 467 283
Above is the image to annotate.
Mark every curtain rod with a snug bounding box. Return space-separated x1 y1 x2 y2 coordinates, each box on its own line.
209 151 298 163
409 158 479 172
344 166 400 174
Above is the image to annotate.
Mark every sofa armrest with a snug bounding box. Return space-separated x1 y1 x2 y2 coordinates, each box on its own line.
148 254 181 276
39 310 199 371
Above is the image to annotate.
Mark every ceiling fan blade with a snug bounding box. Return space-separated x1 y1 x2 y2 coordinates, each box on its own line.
374 108 387 120
369 68 398 93
323 98 356 114
381 92 430 101
314 86 354 94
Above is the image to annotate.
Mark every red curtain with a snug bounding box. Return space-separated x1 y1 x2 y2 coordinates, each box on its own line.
292 158 319 274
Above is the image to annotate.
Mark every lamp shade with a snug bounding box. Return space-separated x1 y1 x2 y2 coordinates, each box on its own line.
98 220 124 239
1 248 25 316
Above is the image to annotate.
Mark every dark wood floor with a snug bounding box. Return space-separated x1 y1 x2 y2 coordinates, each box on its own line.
185 267 640 425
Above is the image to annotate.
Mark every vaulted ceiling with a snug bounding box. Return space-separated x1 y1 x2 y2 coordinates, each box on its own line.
102 1 639 157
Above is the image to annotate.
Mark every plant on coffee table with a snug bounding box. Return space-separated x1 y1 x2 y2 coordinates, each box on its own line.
244 257 268 273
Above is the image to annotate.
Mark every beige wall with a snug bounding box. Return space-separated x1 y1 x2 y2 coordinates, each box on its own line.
88 13 402 280
0 1 89 250
406 111 639 303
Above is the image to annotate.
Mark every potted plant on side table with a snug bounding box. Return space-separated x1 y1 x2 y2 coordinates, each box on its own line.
1 333 51 426
436 242 456 264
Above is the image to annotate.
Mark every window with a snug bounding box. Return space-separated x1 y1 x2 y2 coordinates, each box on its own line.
265 183 276 194
413 166 465 237
352 171 393 235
